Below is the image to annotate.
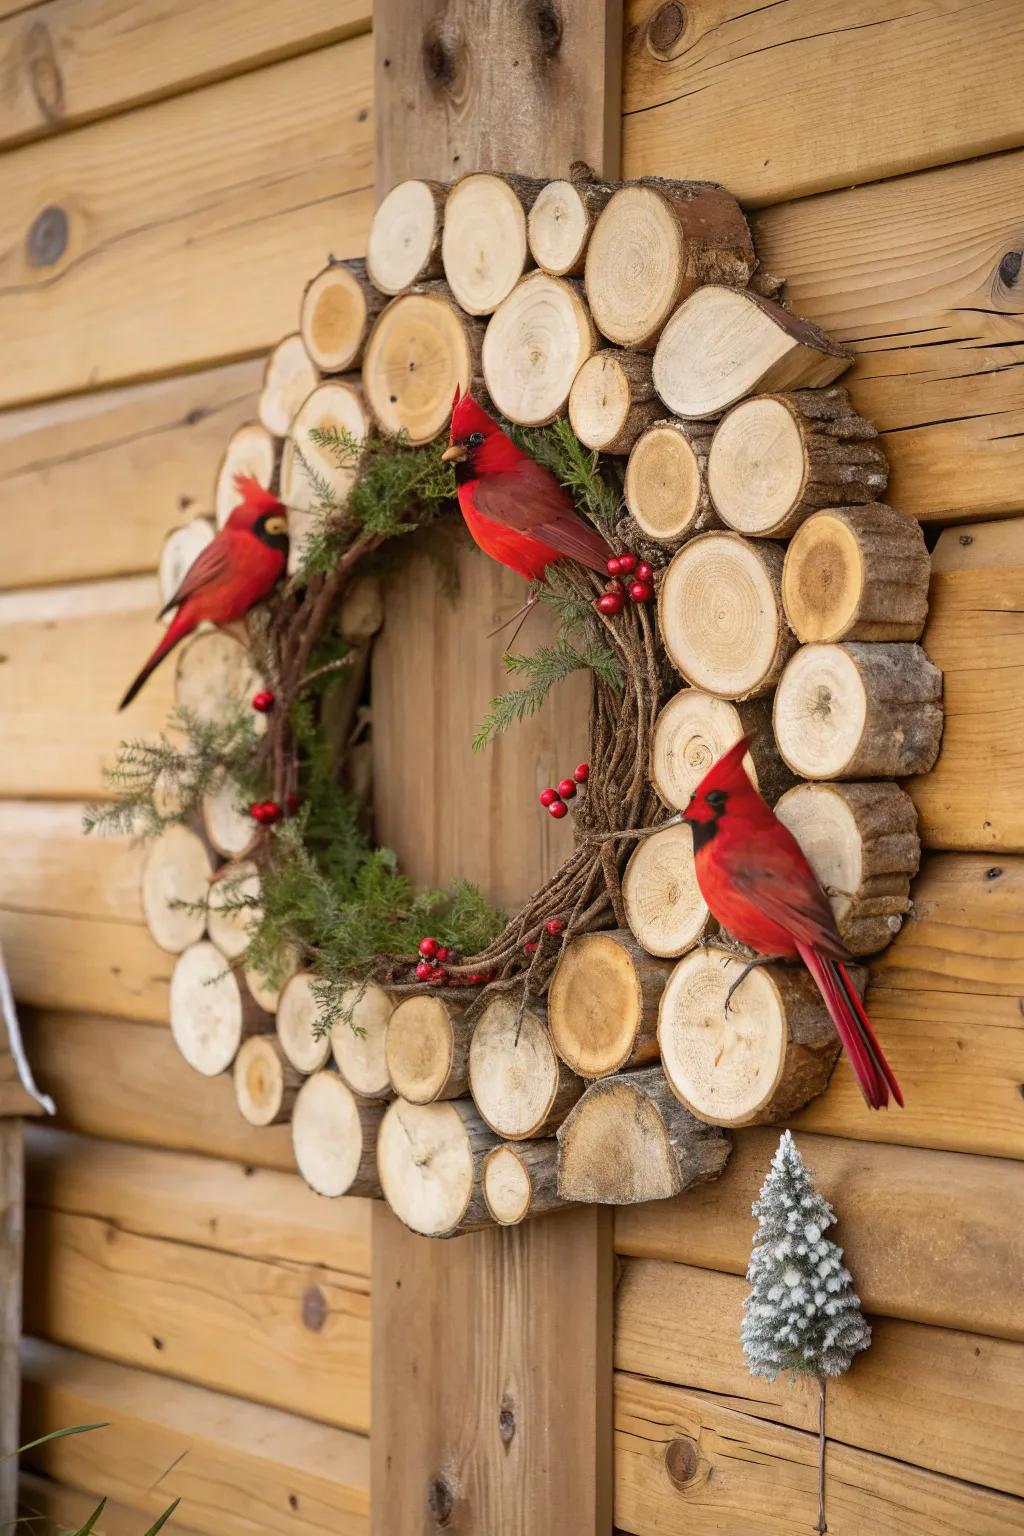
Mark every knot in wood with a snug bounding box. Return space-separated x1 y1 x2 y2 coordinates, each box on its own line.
998 249 1022 288
811 683 833 722
27 204 68 268
664 1434 701 1489
647 2 687 60
427 1475 454 1526
499 1395 516 1445
301 1283 328 1332
24 22 64 122
421 21 459 90
532 0 563 59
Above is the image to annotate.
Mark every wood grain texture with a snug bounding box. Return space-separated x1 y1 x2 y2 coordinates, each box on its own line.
374 0 622 193
0 361 261 589
616 1259 1024 1499
750 149 1024 525
372 1203 613 1536
906 520 1024 850
0 38 373 407
622 0 1024 206
23 1204 370 1432
0 0 371 150
0 802 144 919
23 1011 295 1171
21 1340 369 1536
615 1129 1024 1341
792 854 1024 1156
0 909 170 1021
25 1125 370 1279
614 1370 1024 1536
0 1122 22 1525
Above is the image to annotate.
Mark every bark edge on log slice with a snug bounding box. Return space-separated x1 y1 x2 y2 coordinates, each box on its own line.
556 1064 730 1204
482 273 596 426
367 179 447 295
292 1070 384 1198
650 690 795 811
621 823 712 958
468 994 583 1139
482 1140 565 1226
548 929 672 1078
782 504 931 643
377 1098 499 1237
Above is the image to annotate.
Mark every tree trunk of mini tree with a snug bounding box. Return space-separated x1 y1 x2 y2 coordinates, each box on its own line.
818 1375 828 1535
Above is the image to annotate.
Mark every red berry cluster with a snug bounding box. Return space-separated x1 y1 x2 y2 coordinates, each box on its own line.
523 916 565 955
539 762 589 819
414 936 494 989
595 554 654 616
251 690 275 713
250 800 282 825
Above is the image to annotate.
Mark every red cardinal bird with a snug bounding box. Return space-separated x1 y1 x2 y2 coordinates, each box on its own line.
119 476 288 710
440 388 612 581
683 737 903 1110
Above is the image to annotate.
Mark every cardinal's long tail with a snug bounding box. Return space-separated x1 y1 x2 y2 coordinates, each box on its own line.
118 610 193 710
798 942 904 1110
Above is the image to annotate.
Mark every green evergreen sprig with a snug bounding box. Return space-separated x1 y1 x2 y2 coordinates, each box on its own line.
472 630 621 750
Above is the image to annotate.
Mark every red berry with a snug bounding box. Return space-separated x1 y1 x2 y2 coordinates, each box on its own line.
429 966 447 984
557 777 577 799
539 787 559 807
251 690 275 713
635 560 653 582
436 946 450 963
418 936 439 958
548 800 569 819
524 941 539 954
629 579 654 603
415 960 432 980
618 553 637 574
261 801 282 825
595 592 625 617
606 556 622 576
545 918 564 936
573 762 590 783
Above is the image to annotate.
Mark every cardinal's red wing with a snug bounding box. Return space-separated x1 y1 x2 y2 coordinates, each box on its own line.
724 827 847 960
471 462 610 571
159 536 233 617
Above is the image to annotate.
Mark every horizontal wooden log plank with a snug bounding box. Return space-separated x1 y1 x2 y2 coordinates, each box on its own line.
793 854 1024 1157
0 575 173 797
19 1471 206 1536
0 0 371 150
25 1125 370 1280
615 1130 1024 1341
0 360 261 589
614 1371 1024 1536
0 1045 44 1116
23 1205 370 1432
750 149 1024 525
21 1339 369 1536
906 520 1024 851
0 801 143 919
622 0 1024 207
23 1010 295 1171
0 907 169 1021
0 38 373 407
616 1259 1024 1498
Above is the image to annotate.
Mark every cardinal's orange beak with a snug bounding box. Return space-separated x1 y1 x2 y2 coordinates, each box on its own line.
441 442 468 464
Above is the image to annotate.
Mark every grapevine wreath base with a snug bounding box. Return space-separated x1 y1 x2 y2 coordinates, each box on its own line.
95 166 943 1238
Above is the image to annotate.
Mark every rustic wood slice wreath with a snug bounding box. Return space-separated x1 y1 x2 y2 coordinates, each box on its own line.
100 166 942 1238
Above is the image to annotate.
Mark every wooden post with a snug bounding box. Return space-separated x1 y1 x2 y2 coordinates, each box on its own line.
0 1119 23 1525
370 4 620 1531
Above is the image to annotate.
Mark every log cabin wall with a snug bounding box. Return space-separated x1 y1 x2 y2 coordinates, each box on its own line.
0 6 375 1530
613 3 1024 1532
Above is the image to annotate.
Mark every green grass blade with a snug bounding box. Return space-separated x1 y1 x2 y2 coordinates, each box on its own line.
70 1497 107 1535
1 1422 109 1462
140 1499 180 1534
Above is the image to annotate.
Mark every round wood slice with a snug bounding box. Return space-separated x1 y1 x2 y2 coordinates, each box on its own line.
624 419 719 544
385 994 472 1104
548 929 672 1078
292 1070 384 1198
468 994 583 1140
782 504 931 643
300 261 386 373
585 183 755 350
653 287 852 420
527 177 613 277
773 641 944 779
568 349 661 454
482 1140 565 1226
441 173 542 315
330 981 394 1099
259 334 319 438
361 285 482 445
202 769 257 859
621 823 712 958
276 970 332 1073
650 690 793 810
482 273 597 426
367 179 447 294
175 631 267 733
658 945 841 1127
234 1034 301 1126
244 943 300 1013
658 531 796 699
170 940 261 1076
206 860 261 962
158 518 215 610
377 1097 498 1237
775 780 920 954
140 823 213 954
214 422 276 529
279 381 371 574
555 1064 730 1204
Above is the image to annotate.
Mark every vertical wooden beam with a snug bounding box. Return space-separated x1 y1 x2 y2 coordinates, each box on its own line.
0 1120 24 1524
371 5 621 1532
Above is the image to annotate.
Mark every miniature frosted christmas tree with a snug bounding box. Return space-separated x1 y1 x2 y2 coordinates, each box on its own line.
742 1130 871 1533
